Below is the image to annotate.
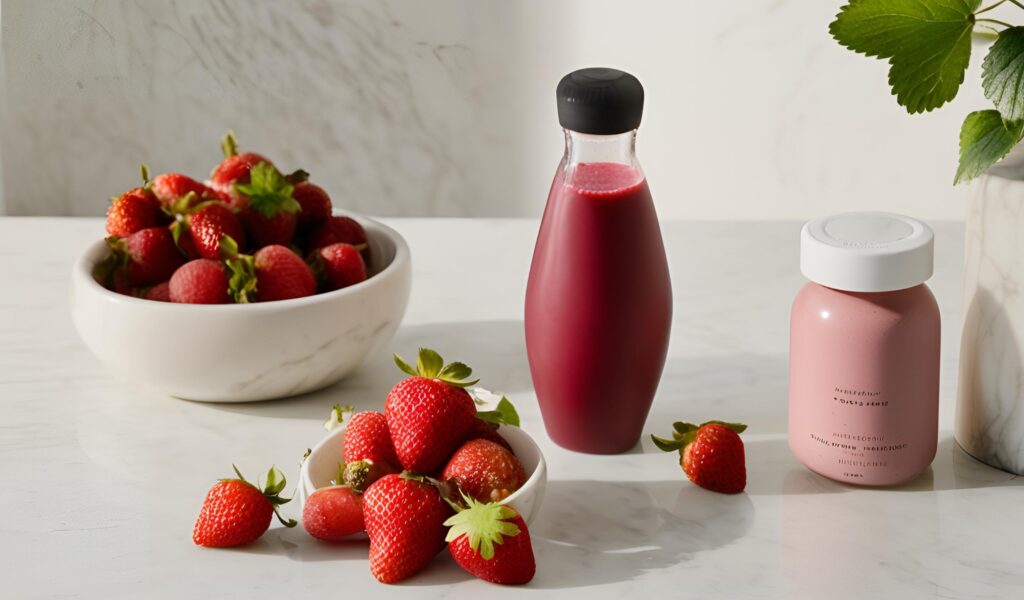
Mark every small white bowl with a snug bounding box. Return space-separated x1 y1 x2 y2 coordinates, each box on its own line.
300 425 547 525
70 211 411 402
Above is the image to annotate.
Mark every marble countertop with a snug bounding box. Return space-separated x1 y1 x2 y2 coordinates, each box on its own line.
2 217 1022 599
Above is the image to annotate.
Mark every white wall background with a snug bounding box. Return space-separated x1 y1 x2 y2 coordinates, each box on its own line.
0 0 997 220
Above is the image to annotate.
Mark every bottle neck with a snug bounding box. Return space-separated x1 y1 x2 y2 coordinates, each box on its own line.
560 129 644 191
563 129 639 168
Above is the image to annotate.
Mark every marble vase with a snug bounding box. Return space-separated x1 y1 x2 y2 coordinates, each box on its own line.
956 173 1024 474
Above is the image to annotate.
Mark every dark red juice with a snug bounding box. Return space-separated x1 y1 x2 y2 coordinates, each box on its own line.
525 161 672 453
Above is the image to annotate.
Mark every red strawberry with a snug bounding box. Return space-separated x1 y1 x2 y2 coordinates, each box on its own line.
145 281 171 302
441 439 526 503
110 270 133 295
385 349 480 473
301 485 364 541
174 228 201 260
227 245 315 303
106 187 162 237
445 497 535 585
181 201 246 260
363 473 451 583
308 216 369 262
310 242 366 291
169 259 231 304
209 131 274 190
327 408 399 491
101 227 185 288
652 421 747 494
192 465 296 548
293 181 332 230
151 173 212 211
343 410 400 468
235 162 300 247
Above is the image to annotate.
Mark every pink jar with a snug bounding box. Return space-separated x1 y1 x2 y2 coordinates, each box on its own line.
789 213 940 486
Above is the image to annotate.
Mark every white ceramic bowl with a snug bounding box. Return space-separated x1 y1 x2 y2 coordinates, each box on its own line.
299 425 547 525
70 212 411 402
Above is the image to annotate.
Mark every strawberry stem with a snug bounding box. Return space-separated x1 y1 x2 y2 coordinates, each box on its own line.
221 130 239 158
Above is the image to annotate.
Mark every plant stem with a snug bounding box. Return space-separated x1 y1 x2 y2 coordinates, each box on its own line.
977 17 1014 28
976 0 1007 15
1010 0 1024 10
974 26 1001 40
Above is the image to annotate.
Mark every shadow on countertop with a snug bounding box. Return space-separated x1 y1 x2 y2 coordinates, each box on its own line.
527 479 754 588
745 435 1023 496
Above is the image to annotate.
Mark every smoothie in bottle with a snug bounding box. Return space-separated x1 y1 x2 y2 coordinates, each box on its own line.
525 68 672 453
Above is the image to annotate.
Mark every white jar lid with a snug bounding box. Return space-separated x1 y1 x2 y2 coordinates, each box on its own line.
800 212 934 292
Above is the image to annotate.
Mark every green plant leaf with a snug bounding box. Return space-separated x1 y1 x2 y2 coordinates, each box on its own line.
651 434 686 453
323 404 353 432
672 422 699 435
284 168 310 184
443 495 521 560
393 353 418 377
438 361 473 382
476 396 520 427
983 27 1024 122
221 130 238 158
226 255 257 303
219 234 239 260
701 420 748 434
233 162 299 217
955 109 1024 183
830 0 980 113
416 348 444 378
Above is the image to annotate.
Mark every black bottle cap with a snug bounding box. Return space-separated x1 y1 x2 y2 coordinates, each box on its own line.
556 67 644 135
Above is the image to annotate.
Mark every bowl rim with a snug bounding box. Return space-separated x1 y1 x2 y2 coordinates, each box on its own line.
300 423 547 509
72 210 410 311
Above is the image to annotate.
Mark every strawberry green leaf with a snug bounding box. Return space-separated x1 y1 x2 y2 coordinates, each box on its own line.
284 168 310 185
701 420 748 434
221 130 238 158
983 27 1024 122
264 466 285 496
443 495 521 560
226 255 257 303
955 109 1024 184
139 164 151 185
651 434 686 453
829 0 980 114
168 220 185 246
672 422 699 435
416 348 444 379
323 404 353 432
438 361 473 382
234 162 300 217
476 397 520 427
219 234 239 260
393 352 419 377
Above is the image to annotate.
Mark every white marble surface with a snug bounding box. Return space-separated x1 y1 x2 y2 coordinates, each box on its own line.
2 217 1023 599
0 0 990 221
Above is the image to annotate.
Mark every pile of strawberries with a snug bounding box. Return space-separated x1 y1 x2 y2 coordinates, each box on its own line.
192 348 535 586
97 132 371 303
